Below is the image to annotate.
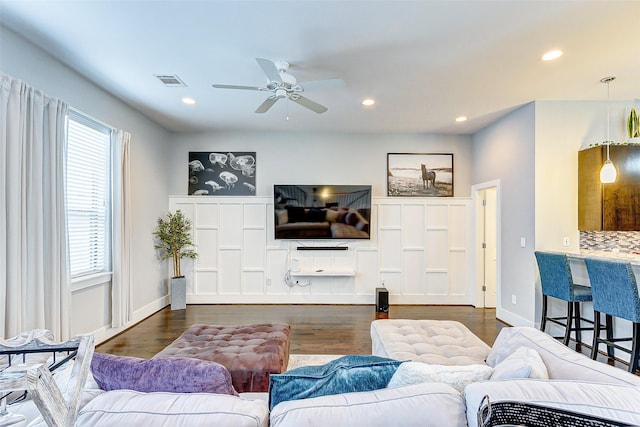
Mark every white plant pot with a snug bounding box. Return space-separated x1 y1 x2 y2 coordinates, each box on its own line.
171 276 186 310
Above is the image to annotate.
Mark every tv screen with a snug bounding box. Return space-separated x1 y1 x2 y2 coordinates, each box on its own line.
274 185 372 240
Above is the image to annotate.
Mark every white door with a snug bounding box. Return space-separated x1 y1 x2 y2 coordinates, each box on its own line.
483 188 497 308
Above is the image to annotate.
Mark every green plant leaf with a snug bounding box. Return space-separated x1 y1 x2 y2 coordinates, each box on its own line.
153 210 198 278
629 108 640 139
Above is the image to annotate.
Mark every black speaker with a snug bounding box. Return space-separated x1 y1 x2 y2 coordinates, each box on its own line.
376 287 389 313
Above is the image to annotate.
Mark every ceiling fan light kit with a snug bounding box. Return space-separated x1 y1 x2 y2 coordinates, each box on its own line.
212 58 344 114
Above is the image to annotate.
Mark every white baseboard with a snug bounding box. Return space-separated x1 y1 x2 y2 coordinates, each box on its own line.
496 307 534 327
91 295 170 345
186 294 472 305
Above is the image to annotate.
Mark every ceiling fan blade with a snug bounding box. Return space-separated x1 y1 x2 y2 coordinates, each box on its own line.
290 95 328 114
212 84 265 91
300 78 345 92
255 95 279 113
256 58 282 83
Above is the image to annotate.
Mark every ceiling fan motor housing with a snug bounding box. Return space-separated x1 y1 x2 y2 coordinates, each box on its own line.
279 71 296 86
212 57 340 114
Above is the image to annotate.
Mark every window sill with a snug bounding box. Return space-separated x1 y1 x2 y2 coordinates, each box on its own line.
71 272 112 292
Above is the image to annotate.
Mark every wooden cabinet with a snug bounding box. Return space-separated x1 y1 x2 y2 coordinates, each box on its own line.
579 145 640 230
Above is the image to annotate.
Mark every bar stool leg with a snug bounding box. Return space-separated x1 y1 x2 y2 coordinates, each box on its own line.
605 314 615 359
574 302 583 350
630 322 640 374
591 311 601 360
540 295 548 333
563 301 573 346
574 302 582 343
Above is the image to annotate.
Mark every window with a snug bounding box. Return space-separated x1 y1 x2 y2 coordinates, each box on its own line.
66 111 112 278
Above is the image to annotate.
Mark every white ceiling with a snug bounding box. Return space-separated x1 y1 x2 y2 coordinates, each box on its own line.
1 0 639 134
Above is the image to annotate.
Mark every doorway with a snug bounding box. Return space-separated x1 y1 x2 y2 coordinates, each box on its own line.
472 181 501 309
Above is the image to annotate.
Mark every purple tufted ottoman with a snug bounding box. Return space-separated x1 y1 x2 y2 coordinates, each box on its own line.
153 323 290 393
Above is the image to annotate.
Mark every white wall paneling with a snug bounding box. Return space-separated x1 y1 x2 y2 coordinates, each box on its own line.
170 196 472 305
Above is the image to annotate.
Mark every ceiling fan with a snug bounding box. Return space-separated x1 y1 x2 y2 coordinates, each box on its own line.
212 58 345 114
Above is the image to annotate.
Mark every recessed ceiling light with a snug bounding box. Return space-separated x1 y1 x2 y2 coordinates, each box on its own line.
455 116 467 123
361 98 376 107
182 97 196 105
542 49 563 61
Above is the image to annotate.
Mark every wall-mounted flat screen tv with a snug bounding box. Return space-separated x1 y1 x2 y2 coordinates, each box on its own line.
274 185 372 240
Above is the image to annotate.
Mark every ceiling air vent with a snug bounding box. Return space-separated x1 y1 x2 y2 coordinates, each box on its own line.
154 74 187 87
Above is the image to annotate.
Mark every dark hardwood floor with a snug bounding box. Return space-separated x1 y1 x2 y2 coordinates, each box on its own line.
97 304 508 358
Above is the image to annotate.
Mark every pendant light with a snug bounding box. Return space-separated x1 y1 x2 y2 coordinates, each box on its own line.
600 76 617 183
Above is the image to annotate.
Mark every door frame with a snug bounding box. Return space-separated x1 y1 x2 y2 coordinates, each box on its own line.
471 180 502 309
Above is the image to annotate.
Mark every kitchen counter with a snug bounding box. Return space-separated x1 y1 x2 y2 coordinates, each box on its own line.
565 250 640 265
553 250 640 287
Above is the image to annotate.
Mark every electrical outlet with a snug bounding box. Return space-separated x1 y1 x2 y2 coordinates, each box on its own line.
520 237 526 248
266 278 272 287
511 295 517 305
563 237 570 247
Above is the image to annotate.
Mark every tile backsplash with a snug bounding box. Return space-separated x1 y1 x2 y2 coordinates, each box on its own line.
580 231 640 253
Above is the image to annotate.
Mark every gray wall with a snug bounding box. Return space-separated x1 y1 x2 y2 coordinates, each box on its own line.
472 103 536 325
471 99 638 328
168 131 473 198
1 25 174 340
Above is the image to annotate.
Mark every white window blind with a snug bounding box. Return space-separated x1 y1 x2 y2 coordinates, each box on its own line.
66 111 111 278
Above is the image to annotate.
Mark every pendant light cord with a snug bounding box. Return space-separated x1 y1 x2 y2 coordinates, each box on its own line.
600 76 616 160
606 79 611 161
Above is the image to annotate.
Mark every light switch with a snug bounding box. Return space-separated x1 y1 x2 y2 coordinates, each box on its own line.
520 237 526 248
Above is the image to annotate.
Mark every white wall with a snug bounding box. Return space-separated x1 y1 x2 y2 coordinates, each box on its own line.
472 103 536 326
171 196 474 305
535 100 632 252
167 131 473 198
534 99 633 335
166 132 475 305
1 26 173 342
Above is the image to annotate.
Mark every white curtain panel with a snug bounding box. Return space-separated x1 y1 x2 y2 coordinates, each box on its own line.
0 73 70 340
111 129 132 328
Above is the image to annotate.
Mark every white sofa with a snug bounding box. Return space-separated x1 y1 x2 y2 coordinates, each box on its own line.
269 325 640 426
10 326 640 426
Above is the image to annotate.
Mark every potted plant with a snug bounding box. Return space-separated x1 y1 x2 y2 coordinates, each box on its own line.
628 107 640 143
153 210 198 310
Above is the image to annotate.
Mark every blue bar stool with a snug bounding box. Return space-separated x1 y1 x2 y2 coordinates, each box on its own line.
584 257 640 373
534 251 593 347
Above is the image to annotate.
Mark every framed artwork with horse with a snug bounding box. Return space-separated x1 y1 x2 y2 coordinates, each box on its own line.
387 153 453 197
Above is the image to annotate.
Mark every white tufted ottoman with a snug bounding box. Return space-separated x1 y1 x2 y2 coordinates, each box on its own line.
370 319 490 365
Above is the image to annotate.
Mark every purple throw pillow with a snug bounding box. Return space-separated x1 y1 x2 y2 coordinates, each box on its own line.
91 353 238 396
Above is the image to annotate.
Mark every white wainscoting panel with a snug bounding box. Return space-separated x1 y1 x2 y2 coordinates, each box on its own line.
196 203 218 226
243 229 265 269
220 204 243 247
379 228 403 271
170 196 472 305
196 228 218 269
356 249 379 296
219 249 241 294
403 249 426 294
